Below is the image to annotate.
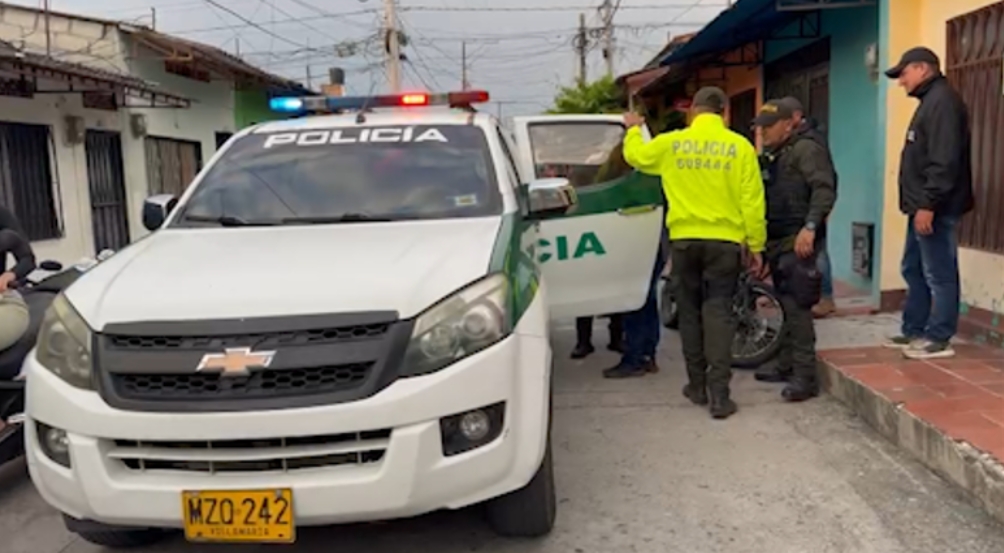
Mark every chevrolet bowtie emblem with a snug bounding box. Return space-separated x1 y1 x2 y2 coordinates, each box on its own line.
196 347 276 377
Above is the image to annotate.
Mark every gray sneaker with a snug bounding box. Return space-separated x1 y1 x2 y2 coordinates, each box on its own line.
883 335 922 349
903 340 956 359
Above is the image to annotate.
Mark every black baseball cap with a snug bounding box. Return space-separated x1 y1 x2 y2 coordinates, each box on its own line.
779 96 804 114
692 86 727 112
752 99 795 127
885 47 941 78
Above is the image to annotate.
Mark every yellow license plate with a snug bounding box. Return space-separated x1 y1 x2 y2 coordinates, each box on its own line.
181 489 295 543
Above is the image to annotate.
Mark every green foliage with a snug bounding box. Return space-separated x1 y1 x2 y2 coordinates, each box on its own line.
547 75 624 115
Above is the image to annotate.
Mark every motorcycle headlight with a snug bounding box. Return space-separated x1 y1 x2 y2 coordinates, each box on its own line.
400 274 511 377
36 295 94 390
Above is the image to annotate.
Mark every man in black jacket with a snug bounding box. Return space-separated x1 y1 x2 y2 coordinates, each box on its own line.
884 47 974 360
753 99 837 401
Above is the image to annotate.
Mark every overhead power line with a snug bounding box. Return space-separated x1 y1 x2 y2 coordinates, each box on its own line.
400 3 710 12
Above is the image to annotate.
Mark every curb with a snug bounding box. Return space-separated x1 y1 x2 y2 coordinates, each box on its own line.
820 360 1004 524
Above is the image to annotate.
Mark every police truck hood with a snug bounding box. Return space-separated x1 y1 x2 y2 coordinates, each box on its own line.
65 218 501 330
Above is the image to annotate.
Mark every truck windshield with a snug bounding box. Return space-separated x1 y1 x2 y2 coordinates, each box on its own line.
172 125 501 227
528 122 627 187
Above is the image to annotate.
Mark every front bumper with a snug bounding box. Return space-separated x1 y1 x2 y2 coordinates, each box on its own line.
26 311 551 529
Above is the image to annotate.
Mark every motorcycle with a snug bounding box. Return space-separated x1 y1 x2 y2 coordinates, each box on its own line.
0 258 97 466
658 269 785 369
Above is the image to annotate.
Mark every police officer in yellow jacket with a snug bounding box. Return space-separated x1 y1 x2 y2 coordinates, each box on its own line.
622 87 767 419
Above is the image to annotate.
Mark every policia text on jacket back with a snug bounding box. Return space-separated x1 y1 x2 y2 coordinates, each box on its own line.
622 87 767 420
752 99 837 402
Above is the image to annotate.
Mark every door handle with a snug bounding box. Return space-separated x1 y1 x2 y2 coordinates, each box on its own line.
617 204 658 216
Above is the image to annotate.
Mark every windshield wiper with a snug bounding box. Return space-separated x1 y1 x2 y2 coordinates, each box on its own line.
183 215 277 227
281 213 396 224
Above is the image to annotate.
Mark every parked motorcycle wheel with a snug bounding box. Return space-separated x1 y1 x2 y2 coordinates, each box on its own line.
731 281 785 369
656 275 785 369
657 277 678 330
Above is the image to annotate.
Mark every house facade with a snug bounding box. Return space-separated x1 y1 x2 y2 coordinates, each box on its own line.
0 4 307 266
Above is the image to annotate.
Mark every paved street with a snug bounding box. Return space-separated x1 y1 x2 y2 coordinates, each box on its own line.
3 316 1004 553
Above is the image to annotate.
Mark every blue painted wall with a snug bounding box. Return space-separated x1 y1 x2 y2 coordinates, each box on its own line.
764 6 881 295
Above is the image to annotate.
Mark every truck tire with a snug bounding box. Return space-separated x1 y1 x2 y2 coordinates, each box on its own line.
485 441 556 538
76 529 168 548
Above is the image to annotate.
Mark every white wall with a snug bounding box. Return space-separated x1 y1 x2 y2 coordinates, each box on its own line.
122 47 236 241
0 5 238 257
0 87 125 266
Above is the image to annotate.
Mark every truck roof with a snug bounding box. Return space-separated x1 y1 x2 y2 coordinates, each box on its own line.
252 109 491 134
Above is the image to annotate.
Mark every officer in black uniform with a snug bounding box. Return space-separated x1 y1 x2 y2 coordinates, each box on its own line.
752 99 837 401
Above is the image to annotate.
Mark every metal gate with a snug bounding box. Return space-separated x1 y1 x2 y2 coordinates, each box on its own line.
765 38 831 136
947 1 1004 253
729 89 758 143
85 130 130 253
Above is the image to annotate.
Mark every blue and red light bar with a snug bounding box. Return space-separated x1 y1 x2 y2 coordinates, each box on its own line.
269 90 490 114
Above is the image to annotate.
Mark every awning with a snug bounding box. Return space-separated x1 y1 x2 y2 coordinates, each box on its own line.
0 42 190 107
616 67 669 96
657 0 800 66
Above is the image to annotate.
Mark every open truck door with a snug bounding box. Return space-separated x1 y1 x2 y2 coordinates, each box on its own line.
512 115 664 320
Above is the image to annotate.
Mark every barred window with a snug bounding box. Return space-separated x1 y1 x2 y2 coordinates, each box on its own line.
0 122 61 241
946 2 1004 253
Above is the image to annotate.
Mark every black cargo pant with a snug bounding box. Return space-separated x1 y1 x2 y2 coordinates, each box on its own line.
575 314 623 346
766 240 821 383
671 240 743 395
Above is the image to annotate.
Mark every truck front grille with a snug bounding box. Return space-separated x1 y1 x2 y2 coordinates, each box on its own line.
106 324 390 350
111 363 373 401
110 429 391 474
93 312 412 413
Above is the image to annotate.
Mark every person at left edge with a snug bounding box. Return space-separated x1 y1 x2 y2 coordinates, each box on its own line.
752 99 837 402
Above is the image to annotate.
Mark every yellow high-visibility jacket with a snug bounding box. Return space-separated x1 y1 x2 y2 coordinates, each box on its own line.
623 113 767 253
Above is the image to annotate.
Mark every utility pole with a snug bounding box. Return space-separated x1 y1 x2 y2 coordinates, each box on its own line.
151 7 157 30
305 38 313 89
575 13 587 85
598 0 616 77
461 41 469 90
383 0 402 93
43 0 51 57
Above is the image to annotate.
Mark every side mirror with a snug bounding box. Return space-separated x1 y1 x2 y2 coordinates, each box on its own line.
142 194 178 231
38 260 63 272
526 178 577 219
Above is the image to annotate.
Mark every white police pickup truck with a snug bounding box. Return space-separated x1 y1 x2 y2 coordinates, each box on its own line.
24 90 664 547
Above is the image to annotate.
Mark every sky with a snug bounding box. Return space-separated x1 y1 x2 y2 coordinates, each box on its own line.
11 0 730 116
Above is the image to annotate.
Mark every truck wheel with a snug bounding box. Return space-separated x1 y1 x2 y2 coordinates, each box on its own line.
485 441 556 538
76 529 168 548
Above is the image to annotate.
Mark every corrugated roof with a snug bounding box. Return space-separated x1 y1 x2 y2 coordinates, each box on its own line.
0 2 311 93
657 0 799 66
0 39 189 105
120 26 310 93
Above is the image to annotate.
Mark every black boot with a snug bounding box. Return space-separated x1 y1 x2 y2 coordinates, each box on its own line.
755 365 793 383
571 343 595 359
602 363 647 379
682 383 708 405
782 377 819 402
709 389 738 419
607 314 624 353
572 317 595 359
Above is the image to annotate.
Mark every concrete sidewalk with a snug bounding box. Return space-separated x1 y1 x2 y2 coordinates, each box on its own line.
820 333 1004 526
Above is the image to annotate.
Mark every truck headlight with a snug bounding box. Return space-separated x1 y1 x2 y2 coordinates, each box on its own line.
36 295 94 390
400 274 511 377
